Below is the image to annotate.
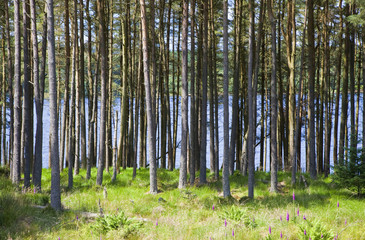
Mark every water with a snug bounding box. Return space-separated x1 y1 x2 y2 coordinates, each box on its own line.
2 95 363 172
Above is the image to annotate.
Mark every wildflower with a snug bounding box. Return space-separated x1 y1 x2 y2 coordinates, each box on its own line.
34 188 36 194
337 201 339 208
224 219 227 227
303 215 306 220
280 231 283 238
156 219 158 226
232 229 234 237
269 226 271 234
286 212 289 222
76 215 79 221
321 234 323 238
117 208 119 212
297 208 300 216
212 204 215 210
304 229 306 235
58 237 60 240
280 215 282 221
293 191 295 201
345 219 347 225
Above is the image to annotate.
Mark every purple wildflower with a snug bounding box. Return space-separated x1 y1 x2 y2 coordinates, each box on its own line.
321 234 324 238
280 215 282 221
269 226 271 234
286 212 289 222
297 208 300 216
293 191 295 201
212 204 215 210
252 217 255 223
280 231 283 238
303 215 306 220
224 219 227 227
34 188 36 194
76 215 79 221
304 229 306 235
117 208 119 212
345 219 347 225
232 229 234 237
156 219 158 226
58 237 60 240
337 201 339 208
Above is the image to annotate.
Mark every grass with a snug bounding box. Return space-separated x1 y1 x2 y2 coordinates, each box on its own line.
0 167 365 239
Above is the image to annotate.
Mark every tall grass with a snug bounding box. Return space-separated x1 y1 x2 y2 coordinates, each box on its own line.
0 167 364 239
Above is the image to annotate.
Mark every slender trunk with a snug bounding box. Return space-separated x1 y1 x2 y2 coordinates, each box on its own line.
222 0 231 197
247 0 256 197
60 0 71 171
12 0 21 184
140 0 158 193
339 4 350 165
68 0 78 188
308 0 317 178
48 0 61 210
80 0 86 170
5 0 13 168
23 0 32 189
333 0 343 166
31 0 46 190
292 2 307 183
179 0 189 189
96 0 108 186
268 0 278 192
199 0 208 184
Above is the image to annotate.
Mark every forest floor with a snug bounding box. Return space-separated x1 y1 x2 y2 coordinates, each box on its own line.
0 167 364 240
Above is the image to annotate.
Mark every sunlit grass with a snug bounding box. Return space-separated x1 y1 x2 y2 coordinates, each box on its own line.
0 167 364 239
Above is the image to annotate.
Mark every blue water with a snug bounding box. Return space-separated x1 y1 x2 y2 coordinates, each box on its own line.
1 95 363 172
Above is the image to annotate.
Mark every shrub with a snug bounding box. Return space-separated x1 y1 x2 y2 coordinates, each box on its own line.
332 144 365 196
91 211 142 237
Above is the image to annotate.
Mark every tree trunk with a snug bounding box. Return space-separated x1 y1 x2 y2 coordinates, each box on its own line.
68 0 78 188
333 0 343 166
86 0 93 179
339 4 350 165
12 0 21 184
268 0 278 192
308 0 317 178
23 0 32 189
189 0 196 184
48 0 61 210
199 0 208 184
247 0 256 197
60 0 71 171
96 0 108 186
140 0 158 194
222 0 231 197
179 0 189 189
31 0 46 190
79 0 87 171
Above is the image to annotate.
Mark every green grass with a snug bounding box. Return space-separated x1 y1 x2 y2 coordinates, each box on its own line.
0 167 365 239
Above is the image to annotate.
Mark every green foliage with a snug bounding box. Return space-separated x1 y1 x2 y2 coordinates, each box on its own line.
298 219 335 240
219 205 257 228
91 211 142 237
332 145 365 196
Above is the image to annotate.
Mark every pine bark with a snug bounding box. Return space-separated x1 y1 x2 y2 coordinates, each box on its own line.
268 0 278 192
222 0 231 197
12 0 21 184
140 0 158 193
48 0 61 210
96 0 108 186
179 0 189 189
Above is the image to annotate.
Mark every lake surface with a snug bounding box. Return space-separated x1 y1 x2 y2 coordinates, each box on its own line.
2 95 363 172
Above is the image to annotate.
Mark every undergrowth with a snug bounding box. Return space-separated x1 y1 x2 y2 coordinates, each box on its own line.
0 167 364 239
